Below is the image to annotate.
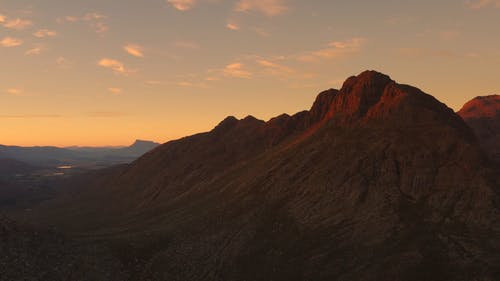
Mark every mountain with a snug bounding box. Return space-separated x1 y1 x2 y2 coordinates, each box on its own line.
26 71 500 281
458 95 500 162
101 139 160 158
0 140 160 167
0 145 81 167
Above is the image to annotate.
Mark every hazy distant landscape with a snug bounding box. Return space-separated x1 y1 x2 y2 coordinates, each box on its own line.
0 140 158 210
1 1 500 281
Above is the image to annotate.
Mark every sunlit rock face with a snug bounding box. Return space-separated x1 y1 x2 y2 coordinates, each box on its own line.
458 95 500 162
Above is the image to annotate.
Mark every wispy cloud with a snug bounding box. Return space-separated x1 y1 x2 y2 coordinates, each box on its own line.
465 0 500 9
384 15 415 25
25 46 43 56
87 111 129 118
34 29 57 38
0 14 6 23
397 47 458 58
92 22 109 35
98 58 130 75
223 63 252 79
56 56 72 68
226 22 240 31
0 37 23 47
83 13 106 21
252 27 271 37
257 59 293 77
57 16 79 23
167 0 197 11
145 80 164 85
234 0 288 16
3 18 32 30
108 87 123 94
6 88 23 95
297 38 367 63
124 44 145 57
57 12 108 35
0 114 62 119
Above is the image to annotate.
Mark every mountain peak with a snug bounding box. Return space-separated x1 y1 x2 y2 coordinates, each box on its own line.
214 116 239 132
458 95 500 162
209 70 469 140
458 94 500 119
342 70 393 89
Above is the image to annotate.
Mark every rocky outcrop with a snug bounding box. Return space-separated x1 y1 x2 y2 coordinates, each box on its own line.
458 95 500 162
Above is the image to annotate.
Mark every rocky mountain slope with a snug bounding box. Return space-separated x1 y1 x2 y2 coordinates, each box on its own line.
0 216 126 281
25 71 500 281
458 95 500 162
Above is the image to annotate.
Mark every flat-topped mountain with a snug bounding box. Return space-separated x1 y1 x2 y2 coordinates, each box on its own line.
25 71 500 281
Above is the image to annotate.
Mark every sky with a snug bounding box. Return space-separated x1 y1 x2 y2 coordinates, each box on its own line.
1 0 499 146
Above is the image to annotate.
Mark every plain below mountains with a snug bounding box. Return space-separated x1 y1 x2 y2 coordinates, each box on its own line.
0 139 160 168
18 70 500 281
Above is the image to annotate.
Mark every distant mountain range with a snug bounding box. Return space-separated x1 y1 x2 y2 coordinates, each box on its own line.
0 140 160 168
24 71 500 281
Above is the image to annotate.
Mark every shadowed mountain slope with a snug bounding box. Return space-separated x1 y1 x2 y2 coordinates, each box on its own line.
28 71 500 281
0 216 126 281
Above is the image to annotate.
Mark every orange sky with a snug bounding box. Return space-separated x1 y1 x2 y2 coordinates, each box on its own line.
1 0 499 146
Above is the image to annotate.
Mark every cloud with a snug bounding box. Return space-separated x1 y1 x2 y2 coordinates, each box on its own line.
3 18 33 30
6 88 23 95
257 59 293 77
0 14 6 23
145 80 164 85
108 87 123 94
167 0 197 11
25 46 43 56
234 0 288 16
57 13 108 35
384 15 415 25
87 111 129 118
124 44 144 57
92 22 109 35
205 76 220 81
465 0 500 9
98 58 129 75
223 63 252 78
33 29 57 38
398 47 457 58
297 38 367 63
65 16 79 22
0 114 62 119
177 81 194 87
83 13 106 21
226 22 240 31
0 37 23 47
252 27 271 37
56 57 72 68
